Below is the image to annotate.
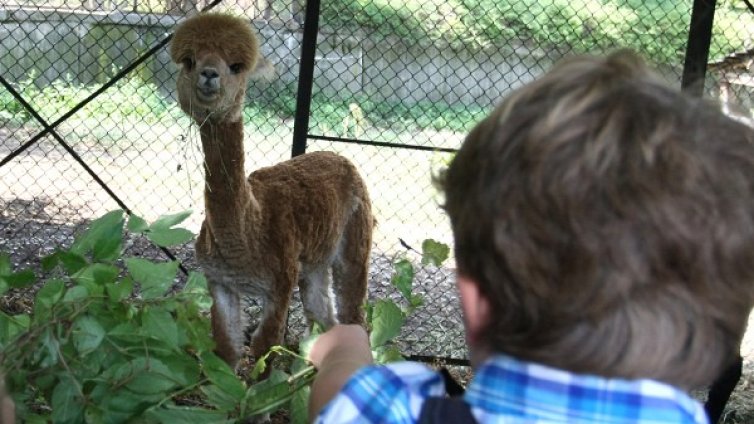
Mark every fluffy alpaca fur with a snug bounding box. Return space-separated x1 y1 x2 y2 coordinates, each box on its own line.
171 13 373 368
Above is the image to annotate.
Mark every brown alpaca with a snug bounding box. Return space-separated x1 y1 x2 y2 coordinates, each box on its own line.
170 13 373 368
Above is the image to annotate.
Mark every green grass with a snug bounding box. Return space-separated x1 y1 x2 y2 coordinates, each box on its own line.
248 81 486 143
0 73 183 127
1 76 481 152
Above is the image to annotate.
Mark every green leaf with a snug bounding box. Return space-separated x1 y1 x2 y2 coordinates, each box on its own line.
71 210 124 262
146 405 233 424
298 330 322 363
243 369 290 416
59 251 88 274
35 279 65 308
201 352 246 401
365 302 373 326
183 272 212 310
289 358 314 424
176 303 214 353
4 270 35 289
147 227 194 247
151 210 192 230
62 285 89 302
124 357 179 395
0 254 9 275
158 353 202 387
106 278 134 302
84 405 104 424
0 312 30 346
373 345 404 364
201 384 241 412
72 263 119 291
37 328 61 366
141 307 179 348
22 414 47 424
51 378 84 424
72 315 106 354
391 258 415 301
125 258 179 299
0 254 35 289
421 239 450 266
409 294 424 308
184 272 208 293
99 388 158 423
369 299 404 348
289 385 310 424
108 322 141 341
42 250 87 274
250 350 271 381
126 214 149 233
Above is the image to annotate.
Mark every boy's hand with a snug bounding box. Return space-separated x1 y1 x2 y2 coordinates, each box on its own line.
308 324 374 420
308 324 371 368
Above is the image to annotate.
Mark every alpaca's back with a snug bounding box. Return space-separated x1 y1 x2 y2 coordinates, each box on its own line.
247 151 372 265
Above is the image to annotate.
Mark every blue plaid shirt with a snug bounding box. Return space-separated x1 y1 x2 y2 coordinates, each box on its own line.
315 354 708 423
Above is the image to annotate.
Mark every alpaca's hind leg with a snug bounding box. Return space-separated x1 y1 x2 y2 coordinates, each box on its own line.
209 283 244 368
299 265 336 330
332 211 372 325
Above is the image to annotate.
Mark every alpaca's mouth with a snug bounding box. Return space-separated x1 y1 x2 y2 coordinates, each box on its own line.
197 87 220 102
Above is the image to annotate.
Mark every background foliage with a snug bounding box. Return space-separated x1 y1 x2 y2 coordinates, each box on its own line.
321 0 753 64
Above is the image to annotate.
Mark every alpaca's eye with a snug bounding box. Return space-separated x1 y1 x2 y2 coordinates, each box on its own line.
229 63 244 74
182 57 195 71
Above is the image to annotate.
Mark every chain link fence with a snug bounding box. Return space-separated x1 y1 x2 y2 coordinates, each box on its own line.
2 0 754 362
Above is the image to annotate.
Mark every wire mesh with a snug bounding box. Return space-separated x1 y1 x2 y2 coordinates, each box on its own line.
2 0 754 363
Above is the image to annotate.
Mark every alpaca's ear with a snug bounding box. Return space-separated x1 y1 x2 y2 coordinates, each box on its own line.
250 57 276 82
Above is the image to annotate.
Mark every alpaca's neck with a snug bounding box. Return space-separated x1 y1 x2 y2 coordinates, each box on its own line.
200 120 254 220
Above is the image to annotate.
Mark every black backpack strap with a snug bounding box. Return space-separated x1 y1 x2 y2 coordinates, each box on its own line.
705 355 743 423
439 367 465 397
418 397 476 424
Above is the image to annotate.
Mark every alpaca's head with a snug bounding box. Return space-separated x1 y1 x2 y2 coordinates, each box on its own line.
171 13 267 123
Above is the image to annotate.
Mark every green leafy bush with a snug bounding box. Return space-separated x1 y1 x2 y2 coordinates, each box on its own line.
367 239 450 364
0 73 36 124
0 210 312 423
0 209 452 423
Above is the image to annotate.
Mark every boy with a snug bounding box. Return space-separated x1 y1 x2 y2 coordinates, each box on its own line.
308 50 754 423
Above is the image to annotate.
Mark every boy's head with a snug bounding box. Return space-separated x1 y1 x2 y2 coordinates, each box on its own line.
439 50 754 388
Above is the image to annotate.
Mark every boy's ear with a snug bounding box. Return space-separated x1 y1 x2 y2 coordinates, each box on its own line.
457 275 491 347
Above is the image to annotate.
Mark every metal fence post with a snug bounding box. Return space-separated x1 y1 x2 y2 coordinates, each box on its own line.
290 0 321 157
681 0 717 96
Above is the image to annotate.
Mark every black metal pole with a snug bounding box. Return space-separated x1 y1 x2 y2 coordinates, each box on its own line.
742 0 754 15
290 0 321 157
681 0 717 97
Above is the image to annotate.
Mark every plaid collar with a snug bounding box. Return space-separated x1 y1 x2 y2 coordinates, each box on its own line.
464 354 709 423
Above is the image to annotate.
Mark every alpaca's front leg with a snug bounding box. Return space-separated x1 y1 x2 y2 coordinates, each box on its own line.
209 283 244 368
251 290 292 369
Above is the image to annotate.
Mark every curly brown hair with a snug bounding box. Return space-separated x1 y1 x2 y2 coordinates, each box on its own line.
438 50 754 389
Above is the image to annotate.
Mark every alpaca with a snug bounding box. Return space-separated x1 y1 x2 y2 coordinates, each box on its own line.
170 13 373 368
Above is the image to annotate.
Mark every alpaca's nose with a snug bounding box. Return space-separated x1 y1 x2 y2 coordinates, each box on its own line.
198 68 220 90
201 68 219 80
